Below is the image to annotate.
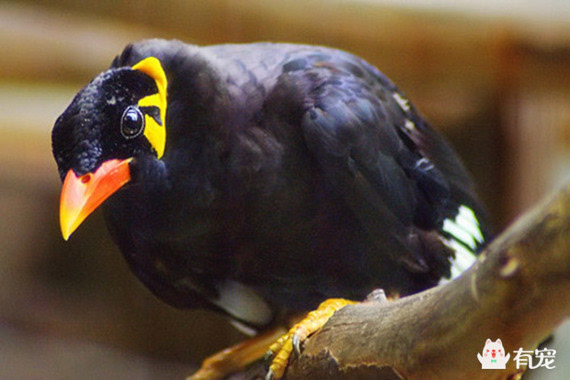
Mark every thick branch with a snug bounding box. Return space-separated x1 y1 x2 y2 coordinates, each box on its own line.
283 183 570 379
228 183 570 380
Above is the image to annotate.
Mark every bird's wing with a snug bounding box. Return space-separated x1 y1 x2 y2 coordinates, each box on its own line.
293 54 487 281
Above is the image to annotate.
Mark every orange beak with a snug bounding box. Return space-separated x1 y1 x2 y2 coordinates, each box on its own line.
59 158 132 240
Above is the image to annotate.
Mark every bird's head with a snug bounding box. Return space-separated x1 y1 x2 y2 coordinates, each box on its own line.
52 57 168 240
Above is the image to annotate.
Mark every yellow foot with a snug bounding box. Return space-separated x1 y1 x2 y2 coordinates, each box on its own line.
265 298 356 380
188 327 285 380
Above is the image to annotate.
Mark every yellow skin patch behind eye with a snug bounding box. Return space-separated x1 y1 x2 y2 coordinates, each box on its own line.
132 57 168 159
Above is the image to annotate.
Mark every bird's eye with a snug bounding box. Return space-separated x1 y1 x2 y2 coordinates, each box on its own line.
120 106 145 139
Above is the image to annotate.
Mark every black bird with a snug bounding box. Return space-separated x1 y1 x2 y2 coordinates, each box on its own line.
52 39 488 379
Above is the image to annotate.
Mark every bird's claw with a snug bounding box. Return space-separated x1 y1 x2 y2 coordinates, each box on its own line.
264 298 356 379
264 369 275 380
264 332 293 380
292 333 302 356
366 288 389 303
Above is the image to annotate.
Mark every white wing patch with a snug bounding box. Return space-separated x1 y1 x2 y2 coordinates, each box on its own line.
442 219 478 250
455 205 485 244
445 238 478 279
439 205 484 283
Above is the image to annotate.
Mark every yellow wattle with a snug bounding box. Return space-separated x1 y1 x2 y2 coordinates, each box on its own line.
132 57 168 159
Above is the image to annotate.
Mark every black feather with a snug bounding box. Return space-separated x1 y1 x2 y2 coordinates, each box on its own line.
52 40 489 328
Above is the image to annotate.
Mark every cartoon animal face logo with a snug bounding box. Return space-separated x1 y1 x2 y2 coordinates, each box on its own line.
477 339 511 369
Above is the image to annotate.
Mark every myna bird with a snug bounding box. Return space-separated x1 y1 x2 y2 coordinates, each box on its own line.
52 39 488 379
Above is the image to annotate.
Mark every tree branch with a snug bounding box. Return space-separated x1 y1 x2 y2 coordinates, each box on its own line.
232 183 570 380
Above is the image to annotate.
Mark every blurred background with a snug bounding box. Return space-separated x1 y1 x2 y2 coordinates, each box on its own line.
1 0 569 379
